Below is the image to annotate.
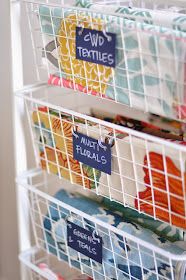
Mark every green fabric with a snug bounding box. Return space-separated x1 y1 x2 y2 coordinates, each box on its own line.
102 198 184 243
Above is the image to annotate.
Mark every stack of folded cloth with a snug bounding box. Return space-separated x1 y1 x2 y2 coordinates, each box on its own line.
43 189 186 280
33 107 186 229
39 0 186 119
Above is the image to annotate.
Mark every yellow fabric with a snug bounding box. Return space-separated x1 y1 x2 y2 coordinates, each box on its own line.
58 14 112 94
32 110 100 189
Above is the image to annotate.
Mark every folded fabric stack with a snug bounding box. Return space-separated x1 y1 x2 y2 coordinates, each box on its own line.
32 107 186 229
98 132 186 229
43 189 186 280
39 0 186 119
32 107 109 189
75 0 186 31
29 4 186 278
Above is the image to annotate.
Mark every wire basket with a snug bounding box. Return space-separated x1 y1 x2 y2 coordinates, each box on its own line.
17 169 186 280
19 247 88 280
23 0 186 123
16 84 186 230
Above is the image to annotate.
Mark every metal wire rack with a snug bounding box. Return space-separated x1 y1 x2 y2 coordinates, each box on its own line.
22 0 186 124
17 1 186 278
19 247 86 280
16 84 186 230
17 169 186 280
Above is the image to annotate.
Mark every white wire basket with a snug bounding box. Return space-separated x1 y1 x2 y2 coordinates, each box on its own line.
17 169 186 280
19 247 88 280
16 84 186 230
23 0 186 123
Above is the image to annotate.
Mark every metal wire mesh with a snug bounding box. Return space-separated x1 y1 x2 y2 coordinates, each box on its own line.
19 247 84 280
16 85 186 230
23 0 186 123
17 1 186 279
17 169 186 280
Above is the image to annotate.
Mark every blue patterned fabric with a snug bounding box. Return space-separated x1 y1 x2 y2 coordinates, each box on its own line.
102 198 184 243
43 189 186 280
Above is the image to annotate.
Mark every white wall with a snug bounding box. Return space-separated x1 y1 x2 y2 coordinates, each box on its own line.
0 1 20 280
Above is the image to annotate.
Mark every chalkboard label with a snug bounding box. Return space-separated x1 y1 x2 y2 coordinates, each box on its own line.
73 131 111 175
76 27 116 68
67 221 102 264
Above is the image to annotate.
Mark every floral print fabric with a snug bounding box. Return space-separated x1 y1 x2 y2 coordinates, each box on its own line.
39 2 186 119
32 107 186 230
43 189 186 280
33 107 101 189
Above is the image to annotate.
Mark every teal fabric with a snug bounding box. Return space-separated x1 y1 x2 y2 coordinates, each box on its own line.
39 3 186 118
43 189 186 280
75 0 186 118
102 198 184 243
76 0 186 31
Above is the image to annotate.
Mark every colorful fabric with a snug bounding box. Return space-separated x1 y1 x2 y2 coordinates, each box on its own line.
76 0 186 31
43 189 186 280
32 107 186 229
33 107 102 189
105 114 183 140
39 3 186 119
102 198 184 243
57 13 112 95
48 74 101 97
98 134 186 229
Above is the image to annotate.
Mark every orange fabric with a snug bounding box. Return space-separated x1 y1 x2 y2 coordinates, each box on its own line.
136 152 186 229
